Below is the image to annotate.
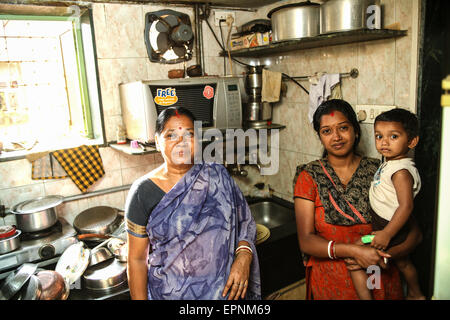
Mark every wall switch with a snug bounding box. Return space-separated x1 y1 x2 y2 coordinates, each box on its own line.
356 105 398 124
214 10 236 26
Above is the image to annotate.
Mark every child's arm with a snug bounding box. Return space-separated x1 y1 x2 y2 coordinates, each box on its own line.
371 169 415 251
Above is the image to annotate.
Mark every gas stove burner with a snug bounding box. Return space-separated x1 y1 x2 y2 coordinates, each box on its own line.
20 221 63 241
0 218 77 278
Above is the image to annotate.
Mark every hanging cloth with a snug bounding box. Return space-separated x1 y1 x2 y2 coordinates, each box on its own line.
51 145 105 193
27 152 68 180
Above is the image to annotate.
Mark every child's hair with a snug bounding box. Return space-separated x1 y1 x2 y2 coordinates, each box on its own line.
375 108 419 140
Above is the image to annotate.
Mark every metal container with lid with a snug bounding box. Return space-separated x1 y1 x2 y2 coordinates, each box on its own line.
83 258 127 291
268 1 320 42
0 225 21 255
320 0 381 34
11 195 63 233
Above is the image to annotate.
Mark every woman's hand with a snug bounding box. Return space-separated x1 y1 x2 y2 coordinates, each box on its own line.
351 245 391 269
222 251 252 300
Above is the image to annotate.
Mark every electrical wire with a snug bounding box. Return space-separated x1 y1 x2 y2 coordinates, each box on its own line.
202 10 310 94
219 19 227 75
282 73 309 95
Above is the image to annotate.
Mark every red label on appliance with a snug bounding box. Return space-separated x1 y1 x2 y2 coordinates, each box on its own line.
203 85 214 100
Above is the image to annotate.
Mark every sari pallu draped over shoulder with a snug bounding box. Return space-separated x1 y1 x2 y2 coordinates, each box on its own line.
146 162 261 300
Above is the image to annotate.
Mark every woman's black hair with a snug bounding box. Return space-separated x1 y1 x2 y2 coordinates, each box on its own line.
312 99 361 157
374 108 419 140
155 106 197 135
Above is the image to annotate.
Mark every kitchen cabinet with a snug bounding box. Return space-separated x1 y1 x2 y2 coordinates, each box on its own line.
221 29 407 57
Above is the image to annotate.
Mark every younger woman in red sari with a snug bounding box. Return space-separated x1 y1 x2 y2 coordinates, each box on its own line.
293 99 422 300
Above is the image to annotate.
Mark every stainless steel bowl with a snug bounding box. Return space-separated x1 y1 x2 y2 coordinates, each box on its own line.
89 247 114 267
0 229 21 255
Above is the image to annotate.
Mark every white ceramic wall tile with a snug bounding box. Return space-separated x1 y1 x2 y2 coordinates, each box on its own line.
91 4 108 59
97 58 149 117
381 0 396 28
121 163 159 186
43 178 81 197
119 152 155 170
56 200 80 225
104 114 125 142
102 4 147 59
394 35 412 109
1 184 45 209
88 192 125 210
357 40 396 105
99 147 122 172
89 170 123 192
0 159 40 189
396 0 413 31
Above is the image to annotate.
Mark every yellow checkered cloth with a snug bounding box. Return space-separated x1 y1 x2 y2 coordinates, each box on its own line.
51 145 105 193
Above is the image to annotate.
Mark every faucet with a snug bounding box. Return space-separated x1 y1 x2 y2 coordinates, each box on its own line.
224 162 248 177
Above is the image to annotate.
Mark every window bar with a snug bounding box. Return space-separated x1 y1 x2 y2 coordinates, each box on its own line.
73 16 94 139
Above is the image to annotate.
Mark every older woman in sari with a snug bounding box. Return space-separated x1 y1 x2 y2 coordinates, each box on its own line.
125 106 261 300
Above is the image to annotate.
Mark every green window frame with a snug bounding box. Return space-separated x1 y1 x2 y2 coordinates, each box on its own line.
0 12 94 139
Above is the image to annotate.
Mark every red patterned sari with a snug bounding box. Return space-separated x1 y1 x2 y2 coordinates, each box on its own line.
294 159 403 300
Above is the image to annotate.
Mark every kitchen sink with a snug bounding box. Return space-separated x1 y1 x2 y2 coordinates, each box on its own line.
249 201 295 230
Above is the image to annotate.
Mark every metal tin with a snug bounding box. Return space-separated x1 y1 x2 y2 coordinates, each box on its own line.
0 229 21 255
268 1 320 42
320 0 381 34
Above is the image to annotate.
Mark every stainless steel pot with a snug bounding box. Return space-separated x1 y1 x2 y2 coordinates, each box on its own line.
0 226 21 255
268 1 320 42
11 196 62 233
83 258 127 291
320 0 381 34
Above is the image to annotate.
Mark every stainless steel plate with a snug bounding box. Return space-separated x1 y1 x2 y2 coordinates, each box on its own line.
0 263 38 300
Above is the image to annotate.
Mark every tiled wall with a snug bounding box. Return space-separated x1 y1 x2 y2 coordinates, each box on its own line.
243 0 421 202
0 0 421 225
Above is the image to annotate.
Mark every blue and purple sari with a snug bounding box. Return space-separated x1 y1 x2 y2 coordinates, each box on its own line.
145 162 261 300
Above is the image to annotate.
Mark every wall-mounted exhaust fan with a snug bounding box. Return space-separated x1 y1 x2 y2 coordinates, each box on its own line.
144 9 194 64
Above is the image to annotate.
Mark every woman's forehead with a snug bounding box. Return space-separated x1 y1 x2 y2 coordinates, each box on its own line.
320 111 350 126
163 114 194 131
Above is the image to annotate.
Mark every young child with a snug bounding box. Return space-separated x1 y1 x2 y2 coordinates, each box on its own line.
350 108 425 300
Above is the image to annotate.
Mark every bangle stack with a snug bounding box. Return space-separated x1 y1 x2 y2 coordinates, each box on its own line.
235 245 253 257
327 241 337 260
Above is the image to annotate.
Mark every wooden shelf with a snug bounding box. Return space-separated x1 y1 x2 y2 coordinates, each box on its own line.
222 29 407 57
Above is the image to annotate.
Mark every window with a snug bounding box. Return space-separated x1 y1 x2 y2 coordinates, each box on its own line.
0 5 105 161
